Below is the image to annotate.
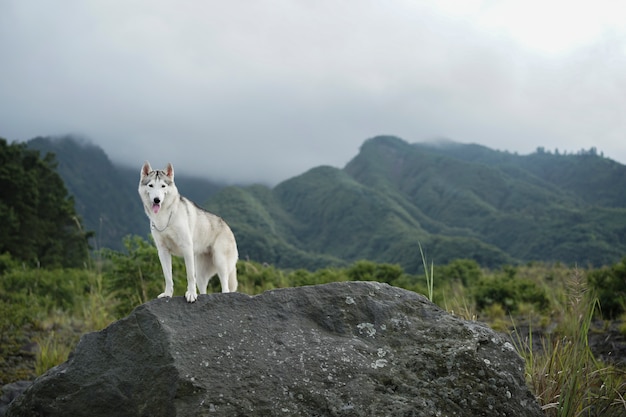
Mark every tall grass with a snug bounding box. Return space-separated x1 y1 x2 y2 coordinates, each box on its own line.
3 249 626 416
35 331 74 376
440 281 477 321
81 272 118 331
513 269 626 416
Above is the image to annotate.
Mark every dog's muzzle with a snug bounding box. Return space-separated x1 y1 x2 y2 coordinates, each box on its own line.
152 197 161 214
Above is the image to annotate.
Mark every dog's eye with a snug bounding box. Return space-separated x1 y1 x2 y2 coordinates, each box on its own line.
161 184 166 188
148 184 153 188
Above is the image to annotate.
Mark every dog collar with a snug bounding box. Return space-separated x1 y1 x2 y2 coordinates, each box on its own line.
151 211 173 232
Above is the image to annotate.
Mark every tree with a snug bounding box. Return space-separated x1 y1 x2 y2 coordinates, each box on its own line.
0 138 92 267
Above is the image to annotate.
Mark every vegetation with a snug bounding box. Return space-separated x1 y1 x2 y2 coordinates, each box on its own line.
24 135 626 271
512 270 626 416
3 134 625 415
209 136 626 270
1 245 625 415
587 257 626 319
0 138 91 267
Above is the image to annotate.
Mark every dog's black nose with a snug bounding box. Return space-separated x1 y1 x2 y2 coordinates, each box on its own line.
153 197 160 204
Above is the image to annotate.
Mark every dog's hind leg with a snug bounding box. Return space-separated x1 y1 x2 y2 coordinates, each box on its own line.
228 268 238 293
216 268 230 293
214 261 237 293
195 254 217 294
213 253 233 293
196 272 214 295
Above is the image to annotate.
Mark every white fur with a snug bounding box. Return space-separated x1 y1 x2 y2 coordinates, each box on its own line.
138 161 238 302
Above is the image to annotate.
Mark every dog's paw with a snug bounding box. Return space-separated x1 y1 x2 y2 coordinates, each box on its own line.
158 291 172 299
185 290 198 303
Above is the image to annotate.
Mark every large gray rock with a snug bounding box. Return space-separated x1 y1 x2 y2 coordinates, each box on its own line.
6 282 542 416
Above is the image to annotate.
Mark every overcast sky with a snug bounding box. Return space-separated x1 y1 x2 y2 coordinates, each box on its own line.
1 1 625 184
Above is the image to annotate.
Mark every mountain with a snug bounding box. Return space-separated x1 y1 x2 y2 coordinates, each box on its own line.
27 136 224 250
25 135 626 271
347 137 626 266
207 136 626 270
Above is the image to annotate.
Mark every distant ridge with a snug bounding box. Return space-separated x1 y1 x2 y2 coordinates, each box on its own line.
209 135 626 270
26 135 626 270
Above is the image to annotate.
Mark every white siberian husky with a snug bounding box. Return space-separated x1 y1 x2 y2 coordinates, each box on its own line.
138 162 238 302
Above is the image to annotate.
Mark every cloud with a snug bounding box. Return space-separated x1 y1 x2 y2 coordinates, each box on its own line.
1 0 625 184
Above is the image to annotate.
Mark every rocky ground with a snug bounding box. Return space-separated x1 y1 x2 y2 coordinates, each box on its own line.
1 291 624 416
4 282 543 417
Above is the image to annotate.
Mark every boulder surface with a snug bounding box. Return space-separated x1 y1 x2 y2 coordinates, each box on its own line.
6 281 542 416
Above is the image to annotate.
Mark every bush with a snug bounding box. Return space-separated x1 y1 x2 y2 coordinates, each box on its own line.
0 268 92 312
236 261 291 293
0 252 17 275
587 257 626 319
435 258 483 286
345 260 404 284
100 235 173 315
473 266 549 313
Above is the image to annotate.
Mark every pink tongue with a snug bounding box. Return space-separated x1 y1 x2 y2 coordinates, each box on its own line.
152 203 160 214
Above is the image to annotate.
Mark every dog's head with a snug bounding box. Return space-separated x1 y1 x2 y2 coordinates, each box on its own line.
139 161 175 215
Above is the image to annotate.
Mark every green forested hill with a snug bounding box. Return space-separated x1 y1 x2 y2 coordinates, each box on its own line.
207 136 626 270
416 140 626 207
22 135 626 270
345 137 626 266
27 136 146 251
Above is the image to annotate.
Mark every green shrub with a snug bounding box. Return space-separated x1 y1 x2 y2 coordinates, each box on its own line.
587 257 626 319
100 235 179 315
435 258 482 286
287 269 314 287
0 252 17 275
236 261 290 293
345 260 404 284
0 268 92 312
0 297 31 346
473 266 549 313
310 267 347 285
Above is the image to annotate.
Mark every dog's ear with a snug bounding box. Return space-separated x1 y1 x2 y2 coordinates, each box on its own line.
165 163 174 179
141 161 152 178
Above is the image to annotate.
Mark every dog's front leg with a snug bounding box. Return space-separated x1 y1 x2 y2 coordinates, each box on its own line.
157 246 174 299
182 249 198 303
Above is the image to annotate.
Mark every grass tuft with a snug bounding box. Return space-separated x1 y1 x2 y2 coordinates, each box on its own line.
34 331 73 376
512 269 626 416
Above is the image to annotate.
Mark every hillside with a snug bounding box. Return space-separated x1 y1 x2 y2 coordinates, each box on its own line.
208 136 626 270
345 137 626 266
23 135 626 271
